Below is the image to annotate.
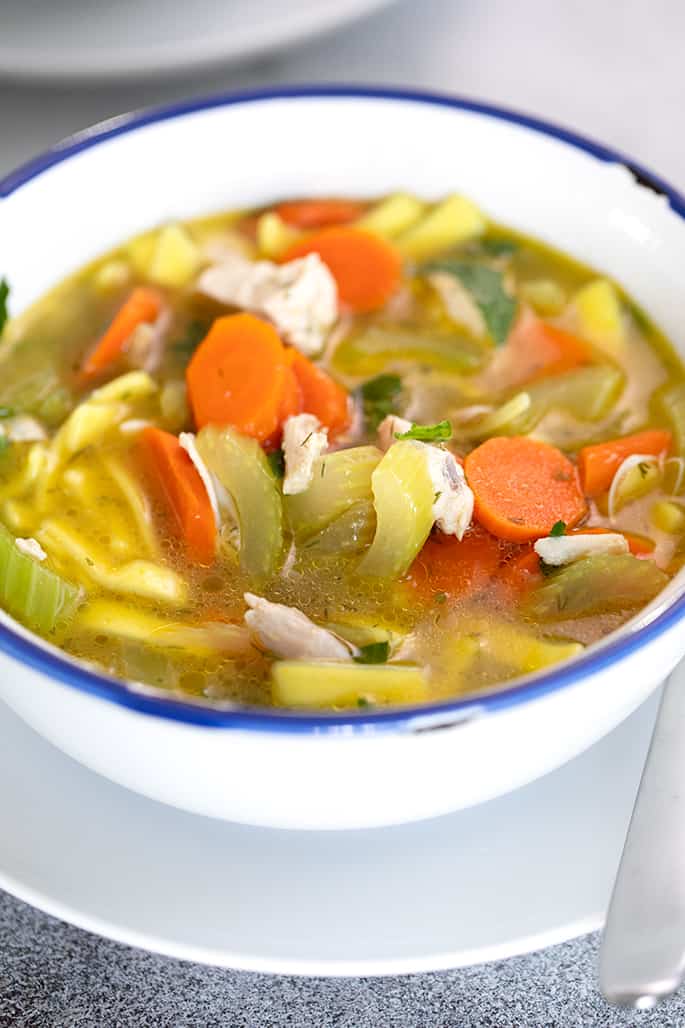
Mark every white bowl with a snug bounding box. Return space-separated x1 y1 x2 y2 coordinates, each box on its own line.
1 87 685 831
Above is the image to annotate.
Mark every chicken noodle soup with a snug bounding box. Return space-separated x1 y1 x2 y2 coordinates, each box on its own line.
0 192 683 710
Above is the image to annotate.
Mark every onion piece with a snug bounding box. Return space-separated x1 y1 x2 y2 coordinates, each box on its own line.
607 453 661 522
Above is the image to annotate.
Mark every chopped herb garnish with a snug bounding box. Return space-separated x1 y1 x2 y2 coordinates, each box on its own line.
434 591 447 604
320 461 326 478
550 520 567 537
0 279 8 339
423 259 517 345
0 406 14 419
638 461 650 478
360 373 402 430
539 560 558 577
300 432 313 447
357 696 372 708
267 451 285 478
396 420 452 442
479 238 518 258
354 641 390 665
171 320 209 362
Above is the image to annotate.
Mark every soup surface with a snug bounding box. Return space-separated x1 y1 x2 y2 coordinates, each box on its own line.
1 192 683 710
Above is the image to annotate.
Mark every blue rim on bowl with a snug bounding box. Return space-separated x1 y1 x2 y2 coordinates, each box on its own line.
2 84 685 733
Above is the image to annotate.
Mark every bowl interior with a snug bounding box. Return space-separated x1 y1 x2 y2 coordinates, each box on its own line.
1 87 685 727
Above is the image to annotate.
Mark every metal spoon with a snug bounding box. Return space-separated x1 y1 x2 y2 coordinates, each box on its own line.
600 665 685 1008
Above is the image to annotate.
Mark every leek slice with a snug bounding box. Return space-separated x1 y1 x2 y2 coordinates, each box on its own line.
285 446 381 541
0 522 80 633
272 661 428 708
196 425 283 580
524 554 668 620
358 440 434 579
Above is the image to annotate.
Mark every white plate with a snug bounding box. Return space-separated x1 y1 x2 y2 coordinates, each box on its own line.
0 688 659 975
0 0 394 81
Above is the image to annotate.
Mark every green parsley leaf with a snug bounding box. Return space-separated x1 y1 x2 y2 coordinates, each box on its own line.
171 320 209 363
423 260 517 345
267 450 285 478
478 238 518 258
359 374 402 430
0 279 9 339
353 641 390 665
0 406 14 419
434 591 447 605
550 520 567 537
396 420 452 442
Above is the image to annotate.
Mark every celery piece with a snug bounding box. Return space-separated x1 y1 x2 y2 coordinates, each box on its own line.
658 382 685 455
574 278 624 352
301 499 376 555
272 660 428 708
285 446 381 541
0 522 80 634
333 325 484 377
395 195 486 260
324 616 405 650
355 193 425 239
358 440 435 579
196 425 283 579
524 554 668 620
526 364 624 421
459 392 535 440
256 212 301 258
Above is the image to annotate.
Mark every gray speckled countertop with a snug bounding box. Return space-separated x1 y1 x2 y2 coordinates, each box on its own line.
2 1 685 1023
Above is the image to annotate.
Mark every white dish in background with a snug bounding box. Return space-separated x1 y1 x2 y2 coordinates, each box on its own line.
0 0 395 81
0 687 660 974
1 88 685 831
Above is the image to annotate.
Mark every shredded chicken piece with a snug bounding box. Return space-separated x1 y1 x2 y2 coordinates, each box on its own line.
377 414 412 452
0 415 47 442
534 532 629 566
428 271 485 337
198 252 337 356
244 593 355 661
125 310 171 374
419 443 474 540
179 432 240 546
282 414 328 495
119 419 152 435
15 537 47 562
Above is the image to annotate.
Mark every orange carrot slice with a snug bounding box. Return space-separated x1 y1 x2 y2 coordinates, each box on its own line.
281 227 402 313
186 313 287 442
464 436 587 542
139 427 215 564
505 309 592 387
289 350 351 438
275 198 366 229
80 286 162 381
406 526 504 602
262 357 304 452
578 429 672 497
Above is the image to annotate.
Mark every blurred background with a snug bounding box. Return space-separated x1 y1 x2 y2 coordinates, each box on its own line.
1 0 683 187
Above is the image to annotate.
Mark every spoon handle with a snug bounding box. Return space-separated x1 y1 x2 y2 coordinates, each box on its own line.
600 669 685 1008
